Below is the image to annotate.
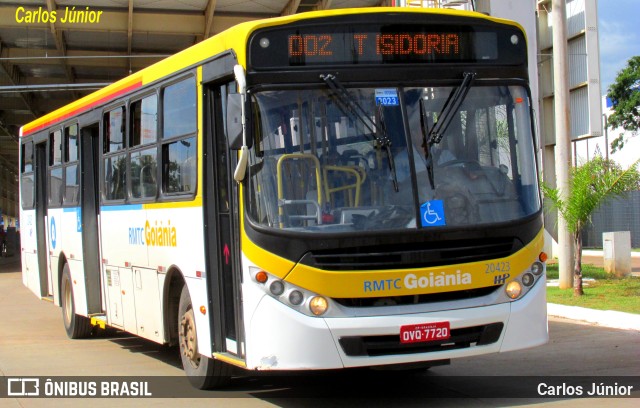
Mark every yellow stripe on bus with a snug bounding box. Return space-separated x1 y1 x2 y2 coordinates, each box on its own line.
284 230 545 298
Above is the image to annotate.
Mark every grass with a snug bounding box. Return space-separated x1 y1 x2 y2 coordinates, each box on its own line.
546 264 640 314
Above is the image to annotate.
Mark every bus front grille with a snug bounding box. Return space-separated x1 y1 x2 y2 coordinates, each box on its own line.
302 238 518 271
338 323 504 357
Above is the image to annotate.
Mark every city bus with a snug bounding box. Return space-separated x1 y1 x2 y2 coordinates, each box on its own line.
18 7 547 389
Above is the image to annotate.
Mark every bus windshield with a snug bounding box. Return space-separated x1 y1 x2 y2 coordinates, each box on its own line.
246 84 540 233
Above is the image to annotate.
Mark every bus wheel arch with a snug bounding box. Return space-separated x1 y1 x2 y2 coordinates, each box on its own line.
56 253 68 305
163 267 185 347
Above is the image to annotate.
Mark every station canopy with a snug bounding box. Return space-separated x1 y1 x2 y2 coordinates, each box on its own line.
0 0 388 171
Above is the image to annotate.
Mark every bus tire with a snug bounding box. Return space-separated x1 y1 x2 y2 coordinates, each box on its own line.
178 285 231 389
61 264 92 339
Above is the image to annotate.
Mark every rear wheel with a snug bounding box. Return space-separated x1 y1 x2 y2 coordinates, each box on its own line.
178 285 231 389
61 264 92 339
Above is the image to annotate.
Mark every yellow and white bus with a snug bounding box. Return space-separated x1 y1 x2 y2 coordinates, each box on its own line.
19 7 548 389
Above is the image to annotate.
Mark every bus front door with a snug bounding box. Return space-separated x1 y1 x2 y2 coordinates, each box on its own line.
203 80 244 359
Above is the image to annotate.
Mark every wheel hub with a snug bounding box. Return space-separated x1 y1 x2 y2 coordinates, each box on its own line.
180 308 200 367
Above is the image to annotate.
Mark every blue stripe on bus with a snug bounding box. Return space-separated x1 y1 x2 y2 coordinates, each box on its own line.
100 204 143 212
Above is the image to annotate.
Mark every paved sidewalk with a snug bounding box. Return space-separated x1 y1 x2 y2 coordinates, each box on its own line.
547 303 640 331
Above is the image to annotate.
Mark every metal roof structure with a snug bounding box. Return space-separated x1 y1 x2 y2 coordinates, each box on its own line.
0 0 390 169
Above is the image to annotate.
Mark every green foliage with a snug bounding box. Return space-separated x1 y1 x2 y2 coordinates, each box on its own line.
546 263 609 280
542 157 640 236
543 157 639 294
547 278 640 314
606 56 640 153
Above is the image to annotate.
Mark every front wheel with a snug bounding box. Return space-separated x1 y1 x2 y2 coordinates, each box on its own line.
61 264 92 339
178 285 231 389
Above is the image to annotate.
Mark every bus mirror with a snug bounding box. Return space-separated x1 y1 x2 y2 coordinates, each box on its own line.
226 93 243 149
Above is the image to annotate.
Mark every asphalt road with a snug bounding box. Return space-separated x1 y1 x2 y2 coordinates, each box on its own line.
0 257 638 407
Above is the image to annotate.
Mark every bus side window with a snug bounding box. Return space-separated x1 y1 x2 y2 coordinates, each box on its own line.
130 94 158 200
162 137 196 195
63 124 79 205
131 148 157 199
104 107 126 154
104 154 126 201
49 129 63 207
160 77 196 197
20 141 35 209
103 107 127 202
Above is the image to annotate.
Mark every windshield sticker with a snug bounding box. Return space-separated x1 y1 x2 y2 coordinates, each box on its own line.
375 88 399 106
420 200 446 227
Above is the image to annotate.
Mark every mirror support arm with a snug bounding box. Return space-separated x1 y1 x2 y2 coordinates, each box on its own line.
233 65 249 182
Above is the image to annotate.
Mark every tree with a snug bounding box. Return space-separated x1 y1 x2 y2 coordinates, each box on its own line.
542 157 640 296
606 56 640 153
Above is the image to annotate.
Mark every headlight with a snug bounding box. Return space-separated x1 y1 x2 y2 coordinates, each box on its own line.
309 296 329 316
250 267 331 317
505 281 522 299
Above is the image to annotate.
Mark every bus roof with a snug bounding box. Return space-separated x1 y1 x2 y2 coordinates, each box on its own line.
19 7 523 138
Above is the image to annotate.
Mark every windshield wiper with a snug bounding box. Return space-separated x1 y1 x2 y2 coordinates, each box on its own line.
419 98 435 190
426 72 476 146
320 74 399 192
420 72 475 190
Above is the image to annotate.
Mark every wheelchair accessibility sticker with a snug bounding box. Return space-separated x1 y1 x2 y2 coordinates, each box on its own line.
420 200 446 227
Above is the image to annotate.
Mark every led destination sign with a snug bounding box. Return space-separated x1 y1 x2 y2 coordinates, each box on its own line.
249 21 524 69
287 32 464 60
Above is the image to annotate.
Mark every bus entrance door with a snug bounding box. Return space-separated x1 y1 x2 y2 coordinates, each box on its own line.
203 78 244 359
79 124 102 314
33 141 51 298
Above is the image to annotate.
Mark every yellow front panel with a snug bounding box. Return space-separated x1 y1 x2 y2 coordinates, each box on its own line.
284 231 544 298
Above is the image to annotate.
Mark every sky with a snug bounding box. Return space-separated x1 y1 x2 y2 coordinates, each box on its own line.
597 0 640 96
588 0 640 167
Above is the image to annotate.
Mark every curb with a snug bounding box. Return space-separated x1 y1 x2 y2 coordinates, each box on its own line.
582 249 640 258
548 303 640 331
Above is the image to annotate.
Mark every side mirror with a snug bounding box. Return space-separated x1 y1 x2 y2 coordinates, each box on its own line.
226 93 243 150
231 64 250 183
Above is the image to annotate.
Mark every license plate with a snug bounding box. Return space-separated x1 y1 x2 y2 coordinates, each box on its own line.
400 321 450 344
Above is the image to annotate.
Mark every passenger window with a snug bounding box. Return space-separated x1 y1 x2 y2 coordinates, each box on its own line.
65 124 79 162
130 147 157 199
49 167 63 206
103 107 125 153
131 94 158 146
21 173 35 209
104 154 127 201
64 164 79 204
50 129 62 166
21 141 33 173
163 137 196 194
163 78 196 139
